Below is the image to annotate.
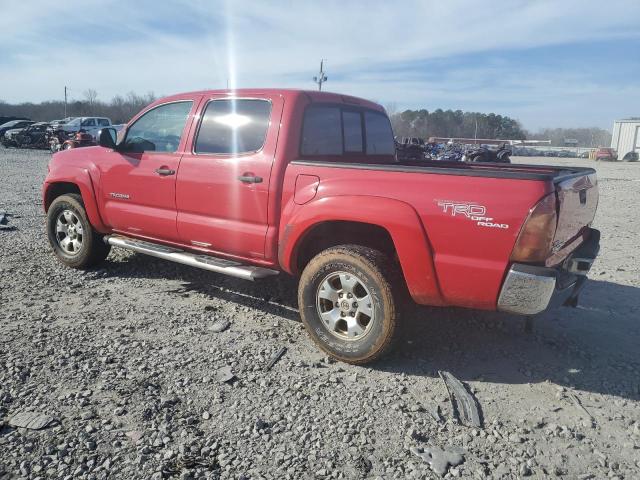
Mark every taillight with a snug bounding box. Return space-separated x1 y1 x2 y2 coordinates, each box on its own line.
510 193 557 263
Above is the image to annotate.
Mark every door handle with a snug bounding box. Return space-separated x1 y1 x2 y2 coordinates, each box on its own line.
238 175 263 184
155 167 176 176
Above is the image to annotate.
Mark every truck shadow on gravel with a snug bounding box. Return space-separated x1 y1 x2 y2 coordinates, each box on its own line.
104 254 639 400
387 279 640 401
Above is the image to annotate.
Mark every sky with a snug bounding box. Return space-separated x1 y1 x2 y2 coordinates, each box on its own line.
1 0 639 131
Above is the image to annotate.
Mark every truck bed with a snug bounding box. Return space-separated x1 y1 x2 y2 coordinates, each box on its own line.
293 159 596 182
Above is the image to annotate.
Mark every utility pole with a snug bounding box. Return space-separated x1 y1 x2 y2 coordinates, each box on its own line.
313 60 328 91
64 86 68 118
474 117 478 143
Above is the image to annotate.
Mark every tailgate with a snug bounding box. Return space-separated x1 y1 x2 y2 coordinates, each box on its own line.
548 172 598 266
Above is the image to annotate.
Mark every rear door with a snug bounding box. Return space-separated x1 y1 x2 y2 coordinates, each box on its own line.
97 99 198 242
176 94 284 259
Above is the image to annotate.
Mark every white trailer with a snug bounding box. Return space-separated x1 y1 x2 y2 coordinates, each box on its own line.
611 119 640 161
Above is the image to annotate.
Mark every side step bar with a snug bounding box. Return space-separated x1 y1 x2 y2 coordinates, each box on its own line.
105 235 279 281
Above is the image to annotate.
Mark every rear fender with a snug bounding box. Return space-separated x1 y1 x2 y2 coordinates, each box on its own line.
43 167 108 233
280 195 445 305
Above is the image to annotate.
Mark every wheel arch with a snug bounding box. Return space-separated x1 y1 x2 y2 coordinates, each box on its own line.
43 170 108 233
279 195 445 305
294 220 396 275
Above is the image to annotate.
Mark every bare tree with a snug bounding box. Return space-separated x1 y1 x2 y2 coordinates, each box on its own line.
83 89 98 109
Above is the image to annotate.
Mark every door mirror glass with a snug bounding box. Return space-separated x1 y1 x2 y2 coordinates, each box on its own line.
98 127 117 149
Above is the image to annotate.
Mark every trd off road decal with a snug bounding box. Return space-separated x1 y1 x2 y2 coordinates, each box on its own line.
436 200 509 229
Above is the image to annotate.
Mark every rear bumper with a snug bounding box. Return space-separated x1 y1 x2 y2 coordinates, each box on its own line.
497 229 600 315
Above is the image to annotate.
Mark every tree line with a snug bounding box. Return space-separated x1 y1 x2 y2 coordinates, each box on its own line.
1 92 612 147
387 106 527 141
0 91 156 125
528 127 612 148
387 106 612 147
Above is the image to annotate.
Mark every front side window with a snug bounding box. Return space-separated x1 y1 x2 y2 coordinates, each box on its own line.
97 119 110 126
195 99 271 154
123 101 193 153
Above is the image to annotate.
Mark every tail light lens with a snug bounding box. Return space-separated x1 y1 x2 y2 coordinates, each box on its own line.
510 193 557 263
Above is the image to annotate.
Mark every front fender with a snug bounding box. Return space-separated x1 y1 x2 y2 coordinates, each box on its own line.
279 195 445 306
43 166 108 234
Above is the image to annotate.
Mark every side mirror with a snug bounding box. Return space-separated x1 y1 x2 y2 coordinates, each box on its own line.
98 127 118 149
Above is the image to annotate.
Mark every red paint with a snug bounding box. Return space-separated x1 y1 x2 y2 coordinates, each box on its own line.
43 89 597 311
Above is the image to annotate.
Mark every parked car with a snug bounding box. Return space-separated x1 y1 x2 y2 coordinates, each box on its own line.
15 122 50 149
43 89 600 364
595 147 617 161
557 150 574 158
3 122 40 147
0 119 34 141
463 144 511 163
48 117 74 129
0 116 29 126
59 117 112 139
60 131 96 150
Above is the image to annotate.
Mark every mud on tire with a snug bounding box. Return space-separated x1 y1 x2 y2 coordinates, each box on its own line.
298 244 400 364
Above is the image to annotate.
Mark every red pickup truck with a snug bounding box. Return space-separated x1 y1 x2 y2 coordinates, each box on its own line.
43 89 600 364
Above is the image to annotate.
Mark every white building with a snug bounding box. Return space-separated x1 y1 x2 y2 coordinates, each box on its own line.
611 119 640 161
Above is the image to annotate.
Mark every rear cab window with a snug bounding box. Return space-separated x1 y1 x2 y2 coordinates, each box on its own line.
300 104 395 162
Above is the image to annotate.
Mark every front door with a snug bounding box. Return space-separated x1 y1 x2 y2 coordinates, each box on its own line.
176 94 283 259
97 100 197 242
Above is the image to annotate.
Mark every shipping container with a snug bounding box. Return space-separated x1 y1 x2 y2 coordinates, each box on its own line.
611 119 640 161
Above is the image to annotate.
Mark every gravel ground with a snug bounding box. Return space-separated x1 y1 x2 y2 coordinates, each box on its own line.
1 148 639 480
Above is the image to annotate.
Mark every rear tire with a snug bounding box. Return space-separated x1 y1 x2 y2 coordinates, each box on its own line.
298 245 400 364
47 194 110 269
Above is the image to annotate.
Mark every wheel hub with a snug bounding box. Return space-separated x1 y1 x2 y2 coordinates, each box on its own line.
55 209 84 255
316 271 375 340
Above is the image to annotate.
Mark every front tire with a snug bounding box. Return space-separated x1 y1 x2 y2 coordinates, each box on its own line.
47 194 110 269
298 245 400 364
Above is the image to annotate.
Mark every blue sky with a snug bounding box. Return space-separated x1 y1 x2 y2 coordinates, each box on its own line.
1 0 639 130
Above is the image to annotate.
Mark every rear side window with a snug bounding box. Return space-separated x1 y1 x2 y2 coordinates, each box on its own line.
301 105 395 159
195 99 271 154
301 107 342 155
342 111 363 153
365 112 395 155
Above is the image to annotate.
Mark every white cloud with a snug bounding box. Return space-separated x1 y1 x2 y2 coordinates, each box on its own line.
0 0 638 129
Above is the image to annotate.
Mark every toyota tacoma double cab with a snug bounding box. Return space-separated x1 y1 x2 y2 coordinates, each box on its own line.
43 89 600 364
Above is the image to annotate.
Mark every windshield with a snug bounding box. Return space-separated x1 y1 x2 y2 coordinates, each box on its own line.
0 120 21 128
66 118 82 127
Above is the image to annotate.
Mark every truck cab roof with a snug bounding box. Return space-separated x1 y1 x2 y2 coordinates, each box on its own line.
150 89 386 113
